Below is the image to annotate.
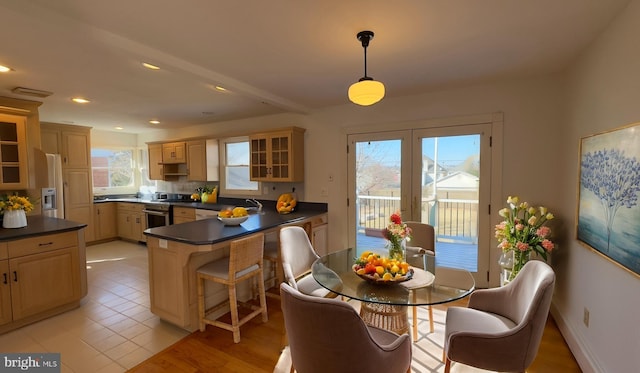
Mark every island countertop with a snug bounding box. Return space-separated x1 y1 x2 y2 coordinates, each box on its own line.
0 216 87 242
143 207 326 245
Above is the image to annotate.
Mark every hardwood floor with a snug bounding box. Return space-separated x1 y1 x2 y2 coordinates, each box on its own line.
128 294 581 373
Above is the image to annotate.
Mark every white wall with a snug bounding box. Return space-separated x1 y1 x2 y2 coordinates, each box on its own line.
555 1 640 372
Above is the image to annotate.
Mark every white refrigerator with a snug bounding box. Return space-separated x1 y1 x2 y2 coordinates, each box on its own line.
42 153 65 218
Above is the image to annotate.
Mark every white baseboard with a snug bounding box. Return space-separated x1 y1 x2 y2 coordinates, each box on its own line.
550 303 603 373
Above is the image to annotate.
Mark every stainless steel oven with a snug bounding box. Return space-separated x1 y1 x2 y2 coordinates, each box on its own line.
143 203 172 228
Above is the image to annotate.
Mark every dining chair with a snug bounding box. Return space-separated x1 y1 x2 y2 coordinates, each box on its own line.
196 232 268 343
280 282 413 373
279 226 337 298
443 260 555 373
404 221 436 340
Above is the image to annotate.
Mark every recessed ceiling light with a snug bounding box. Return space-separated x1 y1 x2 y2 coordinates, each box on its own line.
72 97 90 104
114 126 124 130
142 62 160 70
214 86 227 92
149 120 160 124
0 65 11 73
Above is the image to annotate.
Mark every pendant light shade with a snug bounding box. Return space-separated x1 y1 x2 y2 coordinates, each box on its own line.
349 31 385 106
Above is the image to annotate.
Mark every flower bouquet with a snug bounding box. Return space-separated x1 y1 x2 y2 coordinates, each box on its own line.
495 196 555 281
383 212 412 261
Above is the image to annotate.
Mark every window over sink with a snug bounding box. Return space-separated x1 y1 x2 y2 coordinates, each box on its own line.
219 136 260 196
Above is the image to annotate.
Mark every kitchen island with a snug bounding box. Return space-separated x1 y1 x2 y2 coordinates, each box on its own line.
0 216 87 334
143 205 327 331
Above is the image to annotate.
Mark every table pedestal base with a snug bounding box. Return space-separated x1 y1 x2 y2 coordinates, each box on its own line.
359 302 409 335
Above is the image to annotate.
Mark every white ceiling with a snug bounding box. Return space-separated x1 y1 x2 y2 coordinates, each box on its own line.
0 0 631 134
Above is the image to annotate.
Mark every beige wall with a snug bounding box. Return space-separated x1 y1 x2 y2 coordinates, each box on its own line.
110 3 640 370
557 1 640 372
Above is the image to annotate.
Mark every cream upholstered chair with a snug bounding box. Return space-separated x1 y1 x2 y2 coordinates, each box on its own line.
280 282 412 373
279 226 336 298
404 221 436 339
196 233 268 343
443 260 555 373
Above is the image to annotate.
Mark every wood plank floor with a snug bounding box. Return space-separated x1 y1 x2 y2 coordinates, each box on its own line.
127 294 581 373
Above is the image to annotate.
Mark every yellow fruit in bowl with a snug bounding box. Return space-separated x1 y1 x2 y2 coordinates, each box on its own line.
218 210 233 218
232 207 248 217
190 193 200 201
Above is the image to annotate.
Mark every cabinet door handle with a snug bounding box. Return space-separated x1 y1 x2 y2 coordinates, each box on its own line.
39 242 53 247
13 271 17 282
3 273 6 284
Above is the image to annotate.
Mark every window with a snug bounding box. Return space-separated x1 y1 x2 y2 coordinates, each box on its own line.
220 137 260 195
91 148 137 194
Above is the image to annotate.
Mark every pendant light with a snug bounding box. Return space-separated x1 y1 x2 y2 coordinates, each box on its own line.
348 30 385 106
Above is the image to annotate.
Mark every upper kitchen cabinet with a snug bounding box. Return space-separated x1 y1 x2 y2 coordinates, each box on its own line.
186 139 219 182
0 113 28 189
148 139 219 181
249 127 305 182
148 143 164 180
162 142 186 164
41 123 91 169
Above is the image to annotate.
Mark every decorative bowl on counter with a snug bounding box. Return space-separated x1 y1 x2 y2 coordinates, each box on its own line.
217 216 249 226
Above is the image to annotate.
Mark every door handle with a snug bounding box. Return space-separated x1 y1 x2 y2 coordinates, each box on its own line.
3 273 6 284
13 271 17 282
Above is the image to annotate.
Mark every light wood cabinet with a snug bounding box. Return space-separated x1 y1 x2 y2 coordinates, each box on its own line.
94 202 117 241
0 113 29 189
41 123 94 240
148 143 164 180
117 203 146 242
173 206 196 224
186 140 206 181
249 127 305 182
0 230 85 331
162 142 186 164
311 219 328 257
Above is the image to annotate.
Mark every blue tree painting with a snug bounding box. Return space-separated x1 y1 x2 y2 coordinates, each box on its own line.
578 124 640 275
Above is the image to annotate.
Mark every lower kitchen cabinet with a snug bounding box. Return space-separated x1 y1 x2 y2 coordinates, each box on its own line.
172 206 196 224
117 203 146 242
94 202 117 241
0 228 87 333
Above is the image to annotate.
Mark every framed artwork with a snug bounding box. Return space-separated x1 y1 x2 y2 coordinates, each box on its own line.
577 122 640 276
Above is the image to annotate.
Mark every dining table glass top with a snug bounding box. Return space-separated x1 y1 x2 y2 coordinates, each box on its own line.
311 248 475 306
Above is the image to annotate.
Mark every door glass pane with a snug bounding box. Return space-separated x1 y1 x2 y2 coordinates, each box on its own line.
420 135 480 272
355 139 402 250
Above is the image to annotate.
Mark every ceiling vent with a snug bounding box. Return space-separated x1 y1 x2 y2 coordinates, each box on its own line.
12 87 53 98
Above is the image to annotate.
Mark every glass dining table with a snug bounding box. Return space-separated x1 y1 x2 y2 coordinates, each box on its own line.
311 248 475 337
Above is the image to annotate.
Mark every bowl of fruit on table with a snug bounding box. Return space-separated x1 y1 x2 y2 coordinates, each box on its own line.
352 251 413 284
217 207 249 225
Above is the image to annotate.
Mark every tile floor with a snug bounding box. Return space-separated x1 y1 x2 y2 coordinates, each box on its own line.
0 240 189 372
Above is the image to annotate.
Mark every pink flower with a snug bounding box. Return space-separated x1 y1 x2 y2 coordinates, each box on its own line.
536 226 550 238
542 239 554 252
516 242 529 251
515 223 524 231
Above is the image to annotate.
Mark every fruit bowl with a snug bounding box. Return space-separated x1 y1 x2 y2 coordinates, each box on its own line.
353 265 414 284
217 216 249 226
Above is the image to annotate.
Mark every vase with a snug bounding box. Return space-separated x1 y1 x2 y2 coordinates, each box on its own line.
3 209 27 229
498 250 514 286
509 250 530 282
387 238 406 262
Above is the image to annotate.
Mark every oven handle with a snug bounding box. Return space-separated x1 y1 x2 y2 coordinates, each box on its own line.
143 209 170 216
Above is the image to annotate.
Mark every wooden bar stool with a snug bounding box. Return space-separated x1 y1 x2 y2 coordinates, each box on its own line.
196 233 268 343
263 240 280 298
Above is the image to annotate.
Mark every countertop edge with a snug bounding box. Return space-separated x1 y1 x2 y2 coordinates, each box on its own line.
0 216 87 242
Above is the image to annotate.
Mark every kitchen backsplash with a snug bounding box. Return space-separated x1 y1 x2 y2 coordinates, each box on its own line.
153 180 305 202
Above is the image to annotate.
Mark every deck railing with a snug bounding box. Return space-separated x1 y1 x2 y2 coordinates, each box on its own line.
356 195 478 242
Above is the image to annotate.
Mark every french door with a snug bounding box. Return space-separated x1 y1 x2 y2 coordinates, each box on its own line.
347 123 493 287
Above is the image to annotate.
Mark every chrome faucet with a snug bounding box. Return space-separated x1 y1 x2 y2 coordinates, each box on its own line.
246 198 263 212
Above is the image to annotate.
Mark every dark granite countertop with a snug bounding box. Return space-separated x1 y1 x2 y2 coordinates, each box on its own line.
144 208 326 245
0 216 87 242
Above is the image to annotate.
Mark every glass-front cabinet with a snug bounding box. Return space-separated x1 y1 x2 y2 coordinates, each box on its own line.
0 113 28 189
249 127 305 182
